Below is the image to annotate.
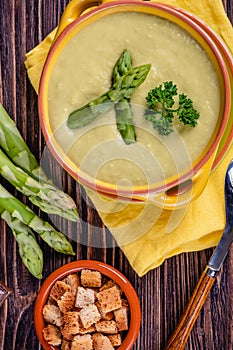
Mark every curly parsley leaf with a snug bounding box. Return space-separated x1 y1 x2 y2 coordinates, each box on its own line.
144 81 200 135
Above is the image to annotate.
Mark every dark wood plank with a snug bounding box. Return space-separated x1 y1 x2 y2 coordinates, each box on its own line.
0 1 232 350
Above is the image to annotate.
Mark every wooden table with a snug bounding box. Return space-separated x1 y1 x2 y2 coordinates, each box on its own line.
0 1 233 349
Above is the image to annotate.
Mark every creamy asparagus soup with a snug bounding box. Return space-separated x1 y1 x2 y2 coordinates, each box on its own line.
48 11 220 187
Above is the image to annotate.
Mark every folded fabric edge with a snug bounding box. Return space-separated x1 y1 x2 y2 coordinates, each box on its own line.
131 229 223 276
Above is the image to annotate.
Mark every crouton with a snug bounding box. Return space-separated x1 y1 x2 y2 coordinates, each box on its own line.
42 324 62 346
62 311 79 339
42 269 131 349
57 291 76 313
79 304 101 329
92 333 114 350
50 281 71 302
78 318 96 334
47 296 57 305
61 329 74 342
81 269 102 288
63 273 80 296
61 339 71 350
121 299 129 308
95 301 114 321
114 306 128 331
96 285 122 313
71 334 93 350
95 320 118 334
42 304 63 327
75 286 95 308
99 280 117 292
107 334 122 347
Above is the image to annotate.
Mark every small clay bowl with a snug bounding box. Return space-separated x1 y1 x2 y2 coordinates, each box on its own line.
34 260 141 350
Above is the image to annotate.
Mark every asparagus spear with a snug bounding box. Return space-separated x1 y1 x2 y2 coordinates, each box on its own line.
0 207 43 279
0 104 47 181
0 148 79 221
0 104 79 221
112 50 133 82
115 100 136 144
67 62 151 129
67 94 114 129
0 184 75 255
110 64 151 97
112 50 136 144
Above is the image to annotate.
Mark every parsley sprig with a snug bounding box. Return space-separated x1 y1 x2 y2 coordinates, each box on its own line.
144 81 200 136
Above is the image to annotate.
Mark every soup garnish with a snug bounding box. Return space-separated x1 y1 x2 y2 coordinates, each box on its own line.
67 50 151 145
144 81 200 135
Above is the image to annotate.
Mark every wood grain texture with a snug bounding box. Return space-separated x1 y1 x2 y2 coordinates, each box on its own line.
0 1 233 350
165 272 216 350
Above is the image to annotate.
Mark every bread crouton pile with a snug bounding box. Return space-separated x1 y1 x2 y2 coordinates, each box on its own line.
42 269 129 349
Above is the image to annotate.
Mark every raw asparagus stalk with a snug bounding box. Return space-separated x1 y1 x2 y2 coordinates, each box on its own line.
0 104 79 221
0 103 48 181
0 184 75 255
0 148 79 221
0 207 43 279
67 62 151 129
112 50 136 144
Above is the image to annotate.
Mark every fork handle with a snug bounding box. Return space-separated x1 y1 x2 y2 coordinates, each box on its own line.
165 270 215 350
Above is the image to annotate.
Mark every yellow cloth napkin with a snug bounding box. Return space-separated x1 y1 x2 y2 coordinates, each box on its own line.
25 0 233 276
